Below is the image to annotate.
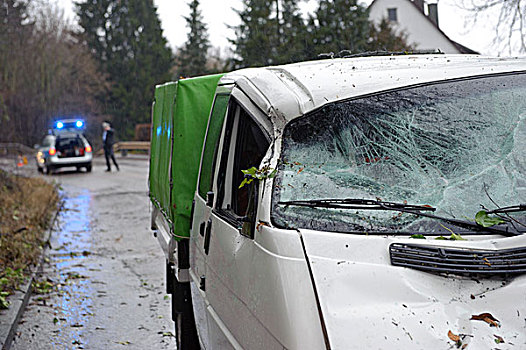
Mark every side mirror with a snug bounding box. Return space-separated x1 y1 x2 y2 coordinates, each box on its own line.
33 144 40 149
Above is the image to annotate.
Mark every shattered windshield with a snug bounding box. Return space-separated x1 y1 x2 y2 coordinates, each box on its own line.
272 73 526 234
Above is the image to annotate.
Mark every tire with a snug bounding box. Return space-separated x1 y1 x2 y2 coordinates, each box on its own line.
86 164 92 173
76 166 81 172
37 167 43 174
45 165 53 175
172 281 199 350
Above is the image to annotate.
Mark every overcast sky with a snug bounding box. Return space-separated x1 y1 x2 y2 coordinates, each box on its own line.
56 0 510 56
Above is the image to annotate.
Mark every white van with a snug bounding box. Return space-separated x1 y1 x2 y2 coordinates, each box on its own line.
150 54 526 350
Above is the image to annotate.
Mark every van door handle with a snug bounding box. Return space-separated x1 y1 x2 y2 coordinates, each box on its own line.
203 219 212 255
199 222 206 236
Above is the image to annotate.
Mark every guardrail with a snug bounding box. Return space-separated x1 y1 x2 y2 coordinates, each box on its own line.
0 143 35 156
96 141 150 156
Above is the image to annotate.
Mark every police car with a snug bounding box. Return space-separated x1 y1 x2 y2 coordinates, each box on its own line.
35 119 93 174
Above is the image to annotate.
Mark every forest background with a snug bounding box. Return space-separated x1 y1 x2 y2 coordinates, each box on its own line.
0 0 522 145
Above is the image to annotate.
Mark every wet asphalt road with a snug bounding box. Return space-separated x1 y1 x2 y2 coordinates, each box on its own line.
10 156 176 350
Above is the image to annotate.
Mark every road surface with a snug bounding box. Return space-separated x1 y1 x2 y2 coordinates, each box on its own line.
10 156 176 350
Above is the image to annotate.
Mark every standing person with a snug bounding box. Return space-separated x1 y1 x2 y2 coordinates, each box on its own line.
102 121 119 172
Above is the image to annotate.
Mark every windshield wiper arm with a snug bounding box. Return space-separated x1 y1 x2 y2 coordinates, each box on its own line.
486 204 526 214
278 198 522 237
278 198 436 211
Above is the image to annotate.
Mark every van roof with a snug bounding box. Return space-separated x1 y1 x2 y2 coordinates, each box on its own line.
223 55 526 122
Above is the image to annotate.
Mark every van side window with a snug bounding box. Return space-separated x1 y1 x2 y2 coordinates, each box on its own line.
217 101 269 221
198 94 230 199
231 111 269 216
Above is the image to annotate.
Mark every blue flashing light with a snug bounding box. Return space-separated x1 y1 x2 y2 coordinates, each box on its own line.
56 121 64 129
76 120 84 128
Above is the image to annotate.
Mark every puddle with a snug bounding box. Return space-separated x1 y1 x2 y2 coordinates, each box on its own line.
47 189 95 348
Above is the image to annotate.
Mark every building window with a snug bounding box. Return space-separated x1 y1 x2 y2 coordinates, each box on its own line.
387 8 398 22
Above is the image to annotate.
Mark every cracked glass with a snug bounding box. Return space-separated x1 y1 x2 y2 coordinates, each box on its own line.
272 73 526 234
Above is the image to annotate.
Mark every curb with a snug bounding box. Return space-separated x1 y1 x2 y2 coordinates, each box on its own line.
0 204 61 350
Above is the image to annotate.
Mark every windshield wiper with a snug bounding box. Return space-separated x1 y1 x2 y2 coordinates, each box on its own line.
279 198 436 211
486 204 526 214
278 198 522 237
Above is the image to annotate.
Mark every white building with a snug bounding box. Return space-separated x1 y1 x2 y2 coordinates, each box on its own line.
369 0 477 54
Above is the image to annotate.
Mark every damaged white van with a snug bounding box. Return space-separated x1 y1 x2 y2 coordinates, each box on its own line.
149 54 526 349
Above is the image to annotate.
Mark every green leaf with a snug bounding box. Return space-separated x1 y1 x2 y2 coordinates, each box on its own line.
449 233 466 241
410 234 426 239
0 295 10 310
435 236 447 240
268 169 277 178
241 167 257 176
475 210 506 227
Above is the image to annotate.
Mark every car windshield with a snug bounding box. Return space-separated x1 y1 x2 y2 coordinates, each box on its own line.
42 136 54 147
272 73 526 234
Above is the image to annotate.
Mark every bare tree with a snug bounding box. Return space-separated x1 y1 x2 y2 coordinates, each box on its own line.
460 0 526 55
0 0 106 145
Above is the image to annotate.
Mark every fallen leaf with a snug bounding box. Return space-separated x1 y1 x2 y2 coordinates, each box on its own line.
297 167 304 174
494 334 505 344
475 210 506 227
448 330 460 342
115 341 131 345
470 313 500 327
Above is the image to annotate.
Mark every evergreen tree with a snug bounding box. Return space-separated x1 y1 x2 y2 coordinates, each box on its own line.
367 18 413 52
76 0 173 139
231 0 276 68
275 0 308 64
178 0 210 77
232 0 312 68
307 0 370 57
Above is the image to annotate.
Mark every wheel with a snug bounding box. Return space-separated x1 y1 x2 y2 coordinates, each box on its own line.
45 165 53 175
86 164 92 172
172 281 199 350
76 166 81 172
37 167 43 174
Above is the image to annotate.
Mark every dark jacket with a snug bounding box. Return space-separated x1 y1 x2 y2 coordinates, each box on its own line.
103 128 115 150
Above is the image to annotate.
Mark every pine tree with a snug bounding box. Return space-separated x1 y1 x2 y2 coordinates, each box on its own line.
367 18 413 52
178 0 210 77
275 0 308 64
76 0 173 139
308 0 371 57
231 0 276 68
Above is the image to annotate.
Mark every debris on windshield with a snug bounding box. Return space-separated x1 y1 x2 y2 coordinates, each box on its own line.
493 334 505 344
470 313 500 327
447 330 462 347
475 210 506 228
410 234 425 239
434 233 466 241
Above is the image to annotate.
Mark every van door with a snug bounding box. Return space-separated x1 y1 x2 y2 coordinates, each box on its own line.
193 89 280 348
190 91 231 349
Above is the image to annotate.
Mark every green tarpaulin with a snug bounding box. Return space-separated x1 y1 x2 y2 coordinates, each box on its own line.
149 74 223 239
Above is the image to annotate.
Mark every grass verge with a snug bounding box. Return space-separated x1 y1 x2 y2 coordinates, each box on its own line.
0 169 59 309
